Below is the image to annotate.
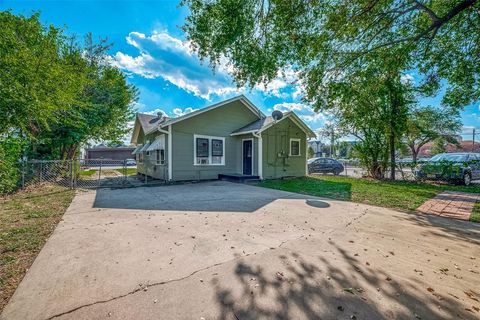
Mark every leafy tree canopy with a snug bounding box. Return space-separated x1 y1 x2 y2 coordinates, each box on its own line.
404 106 461 161
182 0 479 108
0 11 137 161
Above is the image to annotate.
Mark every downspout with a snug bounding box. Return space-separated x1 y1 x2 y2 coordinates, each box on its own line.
168 125 172 181
252 132 263 180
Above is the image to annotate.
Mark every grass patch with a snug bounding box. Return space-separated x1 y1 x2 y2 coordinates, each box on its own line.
79 169 97 176
471 202 480 223
0 184 74 311
115 167 137 176
257 175 480 213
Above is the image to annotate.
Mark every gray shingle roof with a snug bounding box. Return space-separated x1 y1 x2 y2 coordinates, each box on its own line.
231 116 274 135
137 113 170 134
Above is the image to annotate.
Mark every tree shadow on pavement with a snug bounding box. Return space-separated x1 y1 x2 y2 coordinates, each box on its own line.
211 245 477 320
392 211 480 244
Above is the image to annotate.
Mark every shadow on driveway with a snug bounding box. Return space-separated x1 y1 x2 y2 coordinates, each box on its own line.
92 181 331 212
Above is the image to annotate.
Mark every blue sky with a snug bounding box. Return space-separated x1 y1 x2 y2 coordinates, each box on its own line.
2 0 479 140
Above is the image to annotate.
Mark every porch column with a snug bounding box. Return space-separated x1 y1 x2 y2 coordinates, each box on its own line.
257 134 263 179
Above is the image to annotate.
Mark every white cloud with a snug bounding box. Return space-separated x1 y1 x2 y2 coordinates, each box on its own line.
300 113 326 122
172 107 198 117
144 108 168 116
112 30 301 100
273 102 307 112
272 102 326 124
112 31 238 100
401 73 414 84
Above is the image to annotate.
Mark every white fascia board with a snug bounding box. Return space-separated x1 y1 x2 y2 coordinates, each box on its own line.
230 130 258 136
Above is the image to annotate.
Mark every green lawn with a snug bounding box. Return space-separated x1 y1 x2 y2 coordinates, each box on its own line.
0 185 74 311
471 202 480 223
257 175 480 220
115 168 137 176
79 169 97 177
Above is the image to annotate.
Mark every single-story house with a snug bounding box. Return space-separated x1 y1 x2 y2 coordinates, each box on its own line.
130 95 316 181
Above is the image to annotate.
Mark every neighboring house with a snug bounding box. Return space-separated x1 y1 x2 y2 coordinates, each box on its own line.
130 95 316 181
418 139 480 157
84 145 135 160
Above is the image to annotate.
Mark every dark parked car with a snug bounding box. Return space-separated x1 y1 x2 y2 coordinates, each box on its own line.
308 157 344 175
415 153 480 185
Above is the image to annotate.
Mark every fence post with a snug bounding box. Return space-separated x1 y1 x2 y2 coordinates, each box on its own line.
98 159 102 187
39 161 43 183
123 160 127 182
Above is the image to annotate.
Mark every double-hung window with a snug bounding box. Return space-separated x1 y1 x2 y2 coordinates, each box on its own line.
156 149 165 165
194 135 225 165
290 138 301 156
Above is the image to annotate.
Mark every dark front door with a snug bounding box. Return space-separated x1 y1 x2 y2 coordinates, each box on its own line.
243 140 253 175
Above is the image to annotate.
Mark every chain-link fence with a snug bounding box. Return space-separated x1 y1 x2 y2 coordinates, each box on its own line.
308 159 420 181
20 159 167 190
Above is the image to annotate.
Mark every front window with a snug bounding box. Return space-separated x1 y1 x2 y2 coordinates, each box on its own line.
194 135 225 165
290 139 301 156
156 149 165 165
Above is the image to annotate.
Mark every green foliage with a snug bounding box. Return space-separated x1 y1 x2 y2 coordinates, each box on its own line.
405 106 461 161
307 146 315 158
0 11 81 136
0 12 137 191
0 137 24 194
182 0 476 179
319 65 413 178
182 0 479 109
0 12 137 193
431 137 447 155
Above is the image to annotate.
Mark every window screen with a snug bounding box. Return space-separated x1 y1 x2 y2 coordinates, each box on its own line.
196 138 209 157
212 139 223 156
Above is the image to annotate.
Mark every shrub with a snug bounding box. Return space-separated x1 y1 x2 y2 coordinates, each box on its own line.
0 138 23 194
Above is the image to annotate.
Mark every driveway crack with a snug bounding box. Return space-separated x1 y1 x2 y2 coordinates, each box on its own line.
45 260 226 320
45 236 298 320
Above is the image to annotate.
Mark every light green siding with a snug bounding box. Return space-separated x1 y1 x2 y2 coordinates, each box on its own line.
137 132 168 180
261 117 307 179
171 100 259 180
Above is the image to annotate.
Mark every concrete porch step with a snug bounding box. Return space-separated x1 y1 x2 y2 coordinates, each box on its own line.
218 173 260 183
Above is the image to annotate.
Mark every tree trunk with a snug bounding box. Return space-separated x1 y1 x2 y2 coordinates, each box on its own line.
412 148 418 163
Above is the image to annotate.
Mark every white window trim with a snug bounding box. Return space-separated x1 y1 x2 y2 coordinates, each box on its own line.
193 134 226 166
290 138 301 156
241 138 254 175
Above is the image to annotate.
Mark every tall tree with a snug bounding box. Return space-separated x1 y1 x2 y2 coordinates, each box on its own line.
182 0 479 109
34 35 138 160
0 11 81 136
404 106 461 162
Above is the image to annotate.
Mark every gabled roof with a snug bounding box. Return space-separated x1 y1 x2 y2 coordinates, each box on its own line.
158 95 264 129
231 117 275 135
231 112 316 138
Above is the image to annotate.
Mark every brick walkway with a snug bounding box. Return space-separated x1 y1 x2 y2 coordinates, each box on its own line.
417 191 480 220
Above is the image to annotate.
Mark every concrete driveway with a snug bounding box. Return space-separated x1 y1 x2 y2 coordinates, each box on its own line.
2 181 480 320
